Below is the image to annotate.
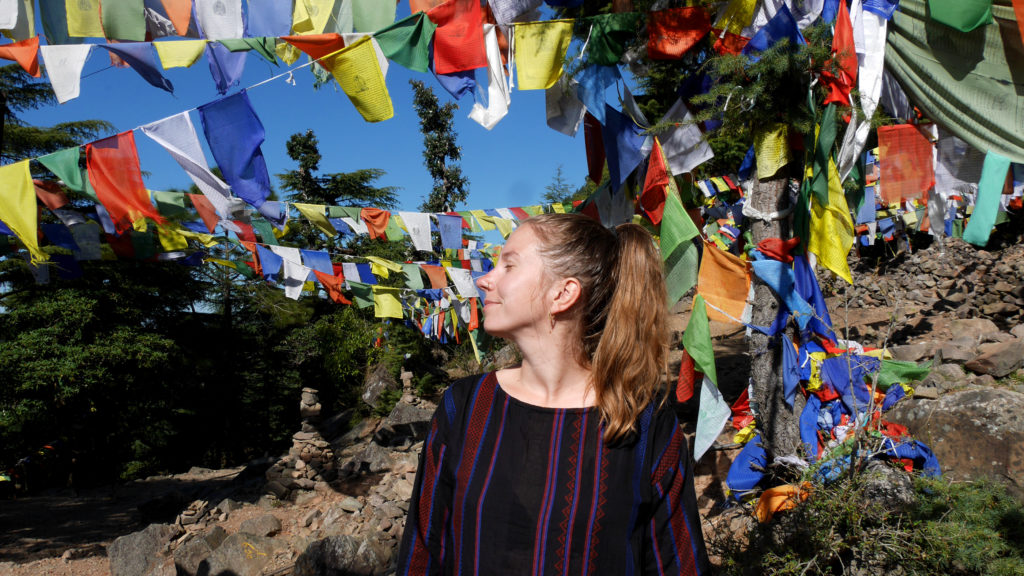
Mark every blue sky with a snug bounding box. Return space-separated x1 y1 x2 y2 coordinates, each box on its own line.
21 31 590 214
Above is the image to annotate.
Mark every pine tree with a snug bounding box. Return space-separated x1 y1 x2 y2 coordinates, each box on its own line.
409 80 469 213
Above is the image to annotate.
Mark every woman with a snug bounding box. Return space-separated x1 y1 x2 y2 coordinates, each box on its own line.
398 213 710 575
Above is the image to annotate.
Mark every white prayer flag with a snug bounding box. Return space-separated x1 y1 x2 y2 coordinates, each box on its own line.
660 99 714 175
40 45 93 104
469 24 511 130
399 211 432 252
446 267 480 299
694 375 731 462
195 0 243 39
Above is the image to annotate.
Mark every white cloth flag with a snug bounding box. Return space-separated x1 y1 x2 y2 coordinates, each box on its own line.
751 0 823 32
469 24 511 130
935 129 985 197
195 0 243 39
488 0 542 26
837 5 886 182
496 208 516 220
660 99 714 175
399 211 432 252
341 34 389 77
280 259 312 300
40 45 92 104
0 0 18 30
342 262 360 284
331 0 354 34
446 267 479 299
694 375 732 462
140 112 234 219
545 74 585 137
341 217 368 235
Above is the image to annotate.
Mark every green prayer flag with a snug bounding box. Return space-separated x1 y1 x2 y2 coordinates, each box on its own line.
349 281 375 308
928 0 993 32
233 259 256 278
252 220 279 246
660 185 699 258
374 12 437 73
131 230 157 260
151 190 188 218
811 104 837 207
682 295 717 386
101 0 146 41
876 359 932 390
402 263 425 290
219 38 278 64
384 216 405 241
39 148 84 193
353 0 396 32
665 241 698 310
583 13 642 66
327 206 347 218
963 150 1011 246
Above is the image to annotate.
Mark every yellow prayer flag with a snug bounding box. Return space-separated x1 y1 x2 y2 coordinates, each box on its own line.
492 217 514 239
66 0 104 38
208 257 235 268
754 124 791 180
807 158 854 284
366 255 402 274
710 177 730 193
322 36 393 122
902 210 918 226
276 39 302 65
157 225 189 251
514 20 573 90
179 229 218 247
523 205 543 216
469 210 495 231
373 286 404 319
716 0 758 35
550 202 566 213
154 40 208 69
0 160 46 263
294 203 338 236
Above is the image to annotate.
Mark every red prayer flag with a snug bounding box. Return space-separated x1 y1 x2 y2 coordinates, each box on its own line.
360 207 391 240
730 388 754 430
641 139 670 225
647 7 711 60
421 264 448 289
86 132 165 234
105 232 135 259
234 221 257 243
188 193 220 233
0 36 40 77
33 180 69 211
509 207 530 220
282 33 346 61
877 124 935 204
468 297 479 331
757 237 801 263
676 348 702 403
160 0 193 36
427 0 487 75
584 113 606 186
822 0 857 107
712 29 748 54
315 270 352 304
410 0 446 13
1014 0 1024 50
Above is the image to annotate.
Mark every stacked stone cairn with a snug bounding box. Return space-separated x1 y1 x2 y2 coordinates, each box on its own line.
264 388 337 500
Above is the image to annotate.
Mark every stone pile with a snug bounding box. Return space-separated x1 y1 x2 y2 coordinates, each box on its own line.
264 388 339 500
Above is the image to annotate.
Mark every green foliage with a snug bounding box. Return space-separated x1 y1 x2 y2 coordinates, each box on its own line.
543 164 591 205
710 470 1024 576
277 130 399 209
409 80 469 212
373 388 402 417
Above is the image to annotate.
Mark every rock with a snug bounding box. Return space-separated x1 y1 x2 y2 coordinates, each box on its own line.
239 514 282 537
964 339 1024 378
934 339 977 364
293 535 391 576
265 480 289 500
302 508 323 528
888 388 1024 497
339 496 363 513
912 387 940 399
889 343 934 362
215 498 242 515
347 443 392 474
948 318 1001 344
173 537 213 576
108 523 178 576
861 459 915 510
202 533 282 576
384 402 435 442
362 363 399 410
204 525 228 549
1011 325 1024 340
918 363 967 393
982 302 1017 316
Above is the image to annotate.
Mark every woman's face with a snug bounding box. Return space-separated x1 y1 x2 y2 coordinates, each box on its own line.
475 225 554 339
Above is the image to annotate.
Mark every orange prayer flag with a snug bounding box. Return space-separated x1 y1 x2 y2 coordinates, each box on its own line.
676 348 702 403
754 483 812 523
315 270 352 305
877 125 935 204
360 207 390 240
0 36 41 77
282 33 346 61
696 241 751 324
86 131 165 234
647 7 711 60
420 264 448 289
410 0 446 13
33 180 69 211
468 297 479 331
240 240 261 275
160 0 193 36
427 0 487 75
712 29 748 55
187 193 219 233
641 139 670 225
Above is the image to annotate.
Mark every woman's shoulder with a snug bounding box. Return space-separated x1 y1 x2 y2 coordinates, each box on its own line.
437 372 497 424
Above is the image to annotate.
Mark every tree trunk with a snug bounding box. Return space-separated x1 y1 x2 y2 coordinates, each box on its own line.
748 175 806 461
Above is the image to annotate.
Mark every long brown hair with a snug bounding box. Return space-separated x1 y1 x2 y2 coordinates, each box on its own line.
521 213 669 442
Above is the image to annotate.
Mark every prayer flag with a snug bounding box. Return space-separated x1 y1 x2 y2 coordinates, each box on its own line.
683 295 718 385
514 19 573 90
40 44 91 102
33 179 69 211
602 104 646 192
40 0 79 45
421 264 448 289
488 0 542 27
38 147 85 193
205 41 246 94
741 3 804 61
583 13 641 66
198 91 272 210
153 39 207 68
283 33 346 60
810 105 838 206
294 203 337 236
0 160 47 263
101 0 146 41
195 0 242 39
928 0 993 32
246 0 289 37
67 0 103 37
821 0 856 106
468 23 511 130
963 150 1011 247
315 270 352 304
837 6 886 181
360 207 390 239
187 193 219 233
159 0 192 36
399 211 432 251
86 131 165 234
446 266 479 298
375 12 436 73
694 374 730 462
291 0 336 34
373 286 403 318
659 98 713 175
427 0 487 75
877 124 934 203
219 37 276 63
647 7 710 60
545 74 585 136
320 36 393 122
99 43 174 92
0 0 18 30
807 158 854 283
641 138 670 225
697 242 751 324
0 36 39 77
353 0 395 32
754 124 790 180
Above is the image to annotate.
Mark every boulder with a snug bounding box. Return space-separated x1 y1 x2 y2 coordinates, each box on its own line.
293 535 391 576
861 459 915 510
108 523 178 576
964 338 1024 378
383 402 435 442
362 364 399 410
173 537 213 576
918 363 967 393
201 532 282 576
888 388 1024 497
948 318 1001 344
239 514 282 537
934 338 977 364
888 342 934 363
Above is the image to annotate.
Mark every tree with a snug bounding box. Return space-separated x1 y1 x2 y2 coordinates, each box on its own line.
409 80 469 212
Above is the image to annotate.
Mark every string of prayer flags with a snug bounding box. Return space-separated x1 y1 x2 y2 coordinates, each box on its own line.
198 91 273 214
98 43 174 92
39 44 91 102
877 124 934 203
205 42 247 94
647 7 711 60
86 131 166 234
0 160 47 263
194 0 242 40
754 124 791 179
0 35 40 77
374 12 437 73
321 36 394 122
584 12 642 66
153 39 207 68
468 23 511 130
697 242 751 324
141 111 234 219
353 0 397 33
928 0 993 32
427 0 487 75
101 0 146 41
963 150 1012 246
807 158 854 283
513 19 573 90
67 0 103 38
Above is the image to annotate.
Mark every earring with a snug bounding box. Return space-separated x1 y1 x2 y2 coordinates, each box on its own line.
549 311 556 330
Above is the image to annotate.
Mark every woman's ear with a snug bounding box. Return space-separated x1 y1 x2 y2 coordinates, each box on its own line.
549 277 582 315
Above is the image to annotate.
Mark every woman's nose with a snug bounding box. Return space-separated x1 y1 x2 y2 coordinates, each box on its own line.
476 272 492 291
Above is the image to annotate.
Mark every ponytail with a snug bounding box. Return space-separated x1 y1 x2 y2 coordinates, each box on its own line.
520 214 669 443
